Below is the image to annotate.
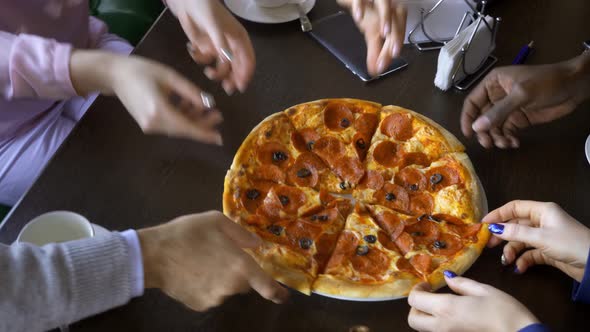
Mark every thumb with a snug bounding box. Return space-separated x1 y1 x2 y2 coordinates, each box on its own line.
218 215 261 248
472 90 527 132
444 273 490 296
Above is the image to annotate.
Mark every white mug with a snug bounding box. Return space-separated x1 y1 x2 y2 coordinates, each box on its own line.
16 211 94 246
253 0 292 8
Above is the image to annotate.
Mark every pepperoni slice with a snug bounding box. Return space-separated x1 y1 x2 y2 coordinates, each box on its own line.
409 253 433 278
359 170 385 190
240 181 273 214
292 128 321 152
395 167 427 192
381 113 413 141
324 102 354 131
315 232 340 270
426 166 461 191
287 155 320 188
319 189 336 205
256 193 282 220
431 233 464 256
255 164 286 183
332 156 365 185
285 219 323 252
395 232 415 255
374 183 410 213
432 214 465 225
257 142 290 169
373 141 401 167
378 231 401 253
447 223 482 242
257 219 291 245
404 219 440 246
400 152 431 168
326 231 360 271
313 136 346 165
268 185 307 215
353 132 371 161
409 193 434 216
396 257 418 275
326 199 353 218
355 113 380 137
372 210 405 240
351 248 391 278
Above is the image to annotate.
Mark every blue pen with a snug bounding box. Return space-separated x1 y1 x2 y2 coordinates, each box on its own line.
512 41 534 64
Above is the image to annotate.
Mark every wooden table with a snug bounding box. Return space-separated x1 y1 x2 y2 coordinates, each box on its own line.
2 1 590 331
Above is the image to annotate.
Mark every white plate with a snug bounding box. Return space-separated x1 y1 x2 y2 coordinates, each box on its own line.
585 134 590 165
313 176 489 302
92 223 110 237
224 0 316 24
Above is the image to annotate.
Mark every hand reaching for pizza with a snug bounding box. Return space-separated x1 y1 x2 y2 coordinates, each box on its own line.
408 274 540 332
338 0 407 76
138 211 289 311
483 200 590 282
460 52 590 149
167 0 255 95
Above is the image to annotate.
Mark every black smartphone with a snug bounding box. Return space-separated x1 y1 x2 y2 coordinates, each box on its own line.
309 12 408 82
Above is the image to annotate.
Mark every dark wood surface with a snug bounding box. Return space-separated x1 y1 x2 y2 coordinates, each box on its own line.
2 1 590 331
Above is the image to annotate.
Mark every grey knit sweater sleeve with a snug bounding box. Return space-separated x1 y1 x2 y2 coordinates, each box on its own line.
0 232 134 332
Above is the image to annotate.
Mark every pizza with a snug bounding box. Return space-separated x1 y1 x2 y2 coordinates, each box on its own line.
223 99 489 299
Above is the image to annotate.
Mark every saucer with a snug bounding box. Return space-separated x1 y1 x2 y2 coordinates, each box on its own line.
224 0 316 24
585 134 590 165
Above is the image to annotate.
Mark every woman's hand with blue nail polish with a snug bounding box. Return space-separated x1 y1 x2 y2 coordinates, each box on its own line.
337 0 407 76
483 200 590 282
408 276 539 332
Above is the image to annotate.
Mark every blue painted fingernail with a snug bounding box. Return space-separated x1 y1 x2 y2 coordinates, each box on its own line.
488 223 504 234
514 266 520 274
444 270 457 278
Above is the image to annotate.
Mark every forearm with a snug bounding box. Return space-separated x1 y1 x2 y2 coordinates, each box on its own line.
0 232 136 331
69 49 123 97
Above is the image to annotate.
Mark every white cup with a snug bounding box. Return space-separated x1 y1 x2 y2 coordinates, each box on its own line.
253 0 292 8
16 211 95 246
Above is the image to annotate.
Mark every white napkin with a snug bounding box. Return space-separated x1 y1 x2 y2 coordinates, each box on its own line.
434 15 495 91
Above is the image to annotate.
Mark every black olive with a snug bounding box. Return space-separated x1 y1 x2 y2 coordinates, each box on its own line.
417 214 427 221
310 215 318 221
267 225 283 236
340 118 351 128
430 173 443 184
356 138 366 150
339 181 348 190
272 151 287 162
307 141 315 151
246 189 260 200
364 235 377 243
356 245 369 256
279 195 289 206
385 192 396 201
427 215 441 223
318 215 329 221
265 130 272 138
297 168 312 178
299 238 313 250
434 240 446 249
409 184 419 191
411 231 424 237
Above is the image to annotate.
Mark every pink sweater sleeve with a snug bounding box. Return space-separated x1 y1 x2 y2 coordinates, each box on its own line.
0 31 77 100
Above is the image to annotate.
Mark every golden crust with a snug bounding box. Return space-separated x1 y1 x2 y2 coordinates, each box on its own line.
312 273 421 299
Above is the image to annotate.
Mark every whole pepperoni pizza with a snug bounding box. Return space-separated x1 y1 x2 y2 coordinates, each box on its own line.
223 99 489 299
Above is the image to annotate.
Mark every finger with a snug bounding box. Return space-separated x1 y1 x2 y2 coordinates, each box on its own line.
503 241 528 265
192 110 224 128
163 70 212 115
461 77 493 137
246 261 290 304
486 223 544 250
180 16 216 64
222 79 236 96
365 32 384 77
352 0 365 22
490 127 510 149
502 117 521 148
227 32 255 92
375 0 392 37
389 4 407 58
444 274 490 296
218 216 261 248
514 248 557 273
408 283 451 314
377 36 394 75
408 307 437 332
472 88 528 132
204 60 231 82
160 102 223 145
482 200 546 225
487 217 533 248
476 131 494 149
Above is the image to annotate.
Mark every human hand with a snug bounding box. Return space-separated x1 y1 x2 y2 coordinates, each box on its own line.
461 53 590 149
483 200 590 282
167 0 255 95
70 50 224 145
338 0 407 76
408 273 539 332
138 211 289 311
